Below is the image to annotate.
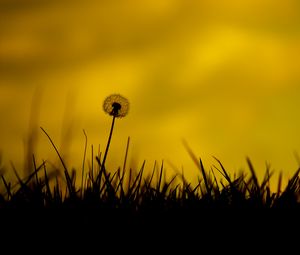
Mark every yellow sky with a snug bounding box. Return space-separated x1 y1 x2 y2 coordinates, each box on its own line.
1 0 300 188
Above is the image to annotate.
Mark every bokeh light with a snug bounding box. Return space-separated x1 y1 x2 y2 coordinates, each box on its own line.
1 0 300 189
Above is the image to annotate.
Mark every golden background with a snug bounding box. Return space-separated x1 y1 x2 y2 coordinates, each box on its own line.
1 0 300 188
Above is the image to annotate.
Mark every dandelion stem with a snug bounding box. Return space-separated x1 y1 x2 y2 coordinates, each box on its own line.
101 115 116 173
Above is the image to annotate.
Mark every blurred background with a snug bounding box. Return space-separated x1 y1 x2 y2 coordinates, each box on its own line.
1 0 300 188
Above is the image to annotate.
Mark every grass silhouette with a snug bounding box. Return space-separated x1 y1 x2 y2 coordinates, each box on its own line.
1 127 300 211
0 94 300 243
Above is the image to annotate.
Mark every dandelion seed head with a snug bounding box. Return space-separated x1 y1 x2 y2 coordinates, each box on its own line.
103 94 129 118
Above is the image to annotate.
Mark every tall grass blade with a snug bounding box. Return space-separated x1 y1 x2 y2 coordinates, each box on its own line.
40 127 69 174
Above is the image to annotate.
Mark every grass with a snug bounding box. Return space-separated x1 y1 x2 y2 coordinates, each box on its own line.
1 128 300 212
1 95 300 240
1 130 299 249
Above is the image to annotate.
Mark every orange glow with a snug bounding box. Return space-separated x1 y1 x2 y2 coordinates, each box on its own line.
1 0 300 190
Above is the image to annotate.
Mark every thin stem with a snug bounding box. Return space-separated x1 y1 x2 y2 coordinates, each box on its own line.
81 129 88 198
101 115 116 173
40 127 68 173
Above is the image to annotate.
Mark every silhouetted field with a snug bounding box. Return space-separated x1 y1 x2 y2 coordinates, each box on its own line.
1 95 299 248
1 132 300 215
0 130 299 250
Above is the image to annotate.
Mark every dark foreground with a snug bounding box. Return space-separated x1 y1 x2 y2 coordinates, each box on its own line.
1 157 300 252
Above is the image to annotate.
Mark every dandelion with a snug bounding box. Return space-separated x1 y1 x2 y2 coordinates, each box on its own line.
103 94 129 118
101 94 129 174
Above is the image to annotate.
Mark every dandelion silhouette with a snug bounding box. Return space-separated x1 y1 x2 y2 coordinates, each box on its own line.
101 94 129 173
103 94 129 118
